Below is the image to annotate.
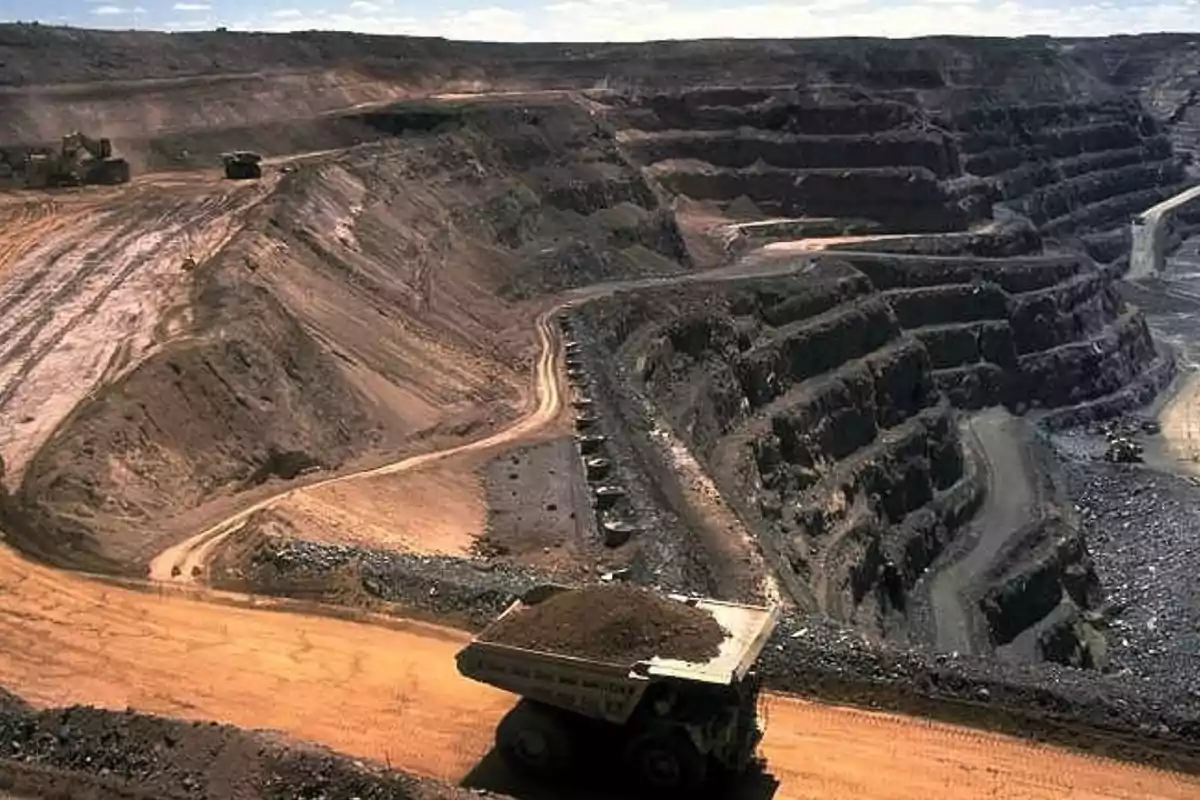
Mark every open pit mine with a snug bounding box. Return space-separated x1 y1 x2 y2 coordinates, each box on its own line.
5 24 1200 800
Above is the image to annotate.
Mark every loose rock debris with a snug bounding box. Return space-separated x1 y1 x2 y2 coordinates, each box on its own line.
479 584 728 663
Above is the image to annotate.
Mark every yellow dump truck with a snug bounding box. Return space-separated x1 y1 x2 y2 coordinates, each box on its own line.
455 584 779 794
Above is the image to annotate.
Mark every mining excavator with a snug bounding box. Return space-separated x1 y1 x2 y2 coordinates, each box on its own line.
222 151 263 180
22 132 131 188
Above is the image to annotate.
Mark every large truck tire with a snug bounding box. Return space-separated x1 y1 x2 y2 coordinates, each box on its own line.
623 728 708 794
495 700 575 779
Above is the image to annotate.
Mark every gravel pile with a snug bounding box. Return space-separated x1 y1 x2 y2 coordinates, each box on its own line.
480 584 728 663
0 696 503 800
759 609 1200 770
225 536 545 629
1062 459 1200 695
0 705 263 799
0 689 27 713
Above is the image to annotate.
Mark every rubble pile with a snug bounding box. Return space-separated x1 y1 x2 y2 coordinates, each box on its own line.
0 699 500 800
480 584 728 663
1065 462 1200 695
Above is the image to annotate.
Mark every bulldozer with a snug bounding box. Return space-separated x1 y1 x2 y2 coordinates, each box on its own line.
222 151 263 180
23 132 131 188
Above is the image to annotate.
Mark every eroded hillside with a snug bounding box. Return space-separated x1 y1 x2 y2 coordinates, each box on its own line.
2 99 686 572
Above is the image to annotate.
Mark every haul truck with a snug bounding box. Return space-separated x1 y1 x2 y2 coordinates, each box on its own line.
23 131 131 188
455 585 780 794
222 151 263 180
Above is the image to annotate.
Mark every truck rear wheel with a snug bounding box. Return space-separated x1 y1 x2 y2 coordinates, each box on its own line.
624 729 707 794
495 701 574 779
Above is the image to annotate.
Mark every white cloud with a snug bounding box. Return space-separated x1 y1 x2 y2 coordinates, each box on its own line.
173 2 212 9
90 3 145 13
239 0 1200 40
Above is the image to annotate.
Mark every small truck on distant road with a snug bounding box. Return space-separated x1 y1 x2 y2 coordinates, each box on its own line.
455 584 780 794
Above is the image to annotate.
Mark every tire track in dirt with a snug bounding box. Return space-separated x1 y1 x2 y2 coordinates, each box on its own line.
0 179 274 488
0 214 148 407
2 543 1200 799
0 198 65 281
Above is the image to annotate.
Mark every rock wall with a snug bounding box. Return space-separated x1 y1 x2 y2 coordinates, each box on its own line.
577 241 1164 648
828 251 1166 413
977 514 1106 669
942 99 1188 265
647 163 963 232
610 92 973 233
575 264 979 632
601 85 1188 261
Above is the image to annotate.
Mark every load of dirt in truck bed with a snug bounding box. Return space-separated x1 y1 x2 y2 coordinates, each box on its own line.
480 584 728 663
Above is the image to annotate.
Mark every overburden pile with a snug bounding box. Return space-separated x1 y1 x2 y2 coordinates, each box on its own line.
480 584 728 663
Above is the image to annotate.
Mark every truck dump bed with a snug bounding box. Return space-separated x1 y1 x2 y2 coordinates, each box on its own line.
644 598 779 684
455 585 779 725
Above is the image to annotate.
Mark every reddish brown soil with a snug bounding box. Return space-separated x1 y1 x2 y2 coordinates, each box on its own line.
0 694 500 800
479 584 728 663
1 544 1199 798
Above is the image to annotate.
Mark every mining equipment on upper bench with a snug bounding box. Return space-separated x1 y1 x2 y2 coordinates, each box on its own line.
456 583 779 794
21 131 131 188
222 151 263 180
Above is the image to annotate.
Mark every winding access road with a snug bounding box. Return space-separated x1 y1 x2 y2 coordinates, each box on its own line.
148 256 819 583
148 297 568 581
929 408 1039 655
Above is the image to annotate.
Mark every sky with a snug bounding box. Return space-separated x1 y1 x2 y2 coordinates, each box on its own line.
3 0 1200 42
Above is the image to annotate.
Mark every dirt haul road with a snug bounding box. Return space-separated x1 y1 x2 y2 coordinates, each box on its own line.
147 293 568 580
2 544 1200 800
930 408 1039 655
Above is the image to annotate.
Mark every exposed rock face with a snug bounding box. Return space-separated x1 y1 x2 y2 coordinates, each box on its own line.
611 93 974 233
977 516 1106 669
942 99 1187 269
831 251 1169 413
601 87 1190 275
1067 35 1200 167
573 63 1177 665
578 237 1162 646
577 265 979 633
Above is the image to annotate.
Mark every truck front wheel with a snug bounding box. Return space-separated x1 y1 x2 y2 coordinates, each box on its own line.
624 729 707 793
495 700 574 779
